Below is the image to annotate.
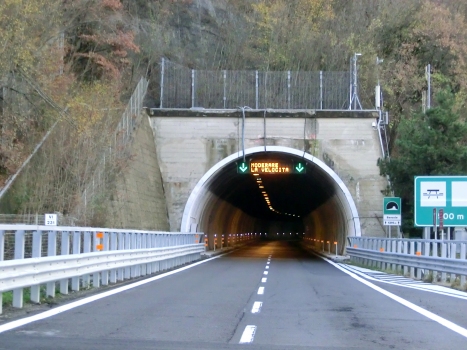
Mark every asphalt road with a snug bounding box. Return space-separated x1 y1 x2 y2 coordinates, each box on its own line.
0 240 466 349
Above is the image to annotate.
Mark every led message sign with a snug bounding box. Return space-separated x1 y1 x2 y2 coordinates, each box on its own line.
250 161 291 174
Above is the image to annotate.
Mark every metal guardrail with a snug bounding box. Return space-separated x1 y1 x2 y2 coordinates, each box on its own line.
0 225 204 314
346 237 467 289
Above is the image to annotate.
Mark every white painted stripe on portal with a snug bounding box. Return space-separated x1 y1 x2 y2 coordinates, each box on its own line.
239 325 257 344
261 277 267 283
258 286 265 295
323 257 467 339
251 302 263 314
0 253 228 334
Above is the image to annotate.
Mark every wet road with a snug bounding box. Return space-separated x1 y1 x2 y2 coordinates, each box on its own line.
0 240 466 349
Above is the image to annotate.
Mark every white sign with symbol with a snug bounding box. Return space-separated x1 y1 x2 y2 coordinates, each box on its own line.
45 214 57 226
420 182 446 207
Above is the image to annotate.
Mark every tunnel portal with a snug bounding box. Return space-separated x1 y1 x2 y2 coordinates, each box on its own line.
181 146 360 250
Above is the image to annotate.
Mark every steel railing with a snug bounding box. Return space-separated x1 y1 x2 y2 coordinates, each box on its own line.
347 237 467 288
0 225 204 314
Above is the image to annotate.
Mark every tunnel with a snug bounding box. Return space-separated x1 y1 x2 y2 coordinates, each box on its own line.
181 146 361 254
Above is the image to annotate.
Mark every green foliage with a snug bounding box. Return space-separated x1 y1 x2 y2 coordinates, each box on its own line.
378 90 467 236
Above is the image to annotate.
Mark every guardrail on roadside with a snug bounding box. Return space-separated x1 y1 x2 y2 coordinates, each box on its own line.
347 237 467 289
0 225 205 314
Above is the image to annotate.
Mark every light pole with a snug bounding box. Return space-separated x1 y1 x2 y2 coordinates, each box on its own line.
349 53 362 110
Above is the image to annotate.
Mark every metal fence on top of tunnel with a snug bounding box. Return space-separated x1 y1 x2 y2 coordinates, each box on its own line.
159 59 351 110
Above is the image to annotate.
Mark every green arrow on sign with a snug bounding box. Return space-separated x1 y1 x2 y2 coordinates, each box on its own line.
238 162 249 173
295 163 304 173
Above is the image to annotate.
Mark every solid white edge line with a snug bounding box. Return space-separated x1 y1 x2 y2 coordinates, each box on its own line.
257 286 265 295
239 325 257 343
338 263 467 301
251 301 262 314
322 256 467 338
261 278 267 283
0 253 228 334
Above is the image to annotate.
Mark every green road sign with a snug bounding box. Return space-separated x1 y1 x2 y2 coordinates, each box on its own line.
237 161 249 174
293 162 306 174
383 197 401 226
414 176 467 227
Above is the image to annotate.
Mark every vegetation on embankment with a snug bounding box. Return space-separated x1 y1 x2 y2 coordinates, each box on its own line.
1 1 467 230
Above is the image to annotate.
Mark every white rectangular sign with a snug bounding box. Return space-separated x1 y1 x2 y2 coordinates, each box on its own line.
384 214 401 226
45 214 57 226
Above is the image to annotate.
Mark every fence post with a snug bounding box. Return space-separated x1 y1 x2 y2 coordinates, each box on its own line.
255 70 259 109
46 230 57 297
60 231 70 294
223 70 227 109
71 231 81 291
320 71 323 109
461 243 466 289
160 57 165 108
13 230 25 308
191 69 195 108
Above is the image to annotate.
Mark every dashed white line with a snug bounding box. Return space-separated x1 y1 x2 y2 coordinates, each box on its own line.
239 325 257 343
251 302 263 314
265 266 269 269
267 261 270 265
261 277 267 283
257 286 265 295
263 271 268 275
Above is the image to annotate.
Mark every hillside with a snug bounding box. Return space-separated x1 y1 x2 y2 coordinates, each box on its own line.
1 0 467 225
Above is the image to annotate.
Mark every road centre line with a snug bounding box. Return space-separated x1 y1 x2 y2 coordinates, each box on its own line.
322 256 467 339
251 302 262 314
239 325 257 343
267 261 270 264
0 253 228 334
258 287 265 295
261 277 267 283
263 271 268 275
265 266 269 269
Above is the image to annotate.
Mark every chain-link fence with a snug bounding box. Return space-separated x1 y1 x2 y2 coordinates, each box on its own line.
75 77 149 225
160 59 351 110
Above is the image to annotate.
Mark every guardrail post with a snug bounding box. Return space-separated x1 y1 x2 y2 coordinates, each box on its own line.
441 243 447 283
0 230 3 313
432 241 438 282
403 241 408 276
60 231 70 294
152 234 158 273
118 232 125 281
409 241 415 279
101 232 109 286
83 231 91 288
416 242 422 280
46 230 57 297
92 232 101 288
72 231 81 291
423 241 430 280
391 240 396 271
13 230 25 308
397 240 403 272
461 243 466 289
110 232 118 283
450 242 456 284
130 232 137 277
141 233 147 276
145 234 152 275
30 230 42 303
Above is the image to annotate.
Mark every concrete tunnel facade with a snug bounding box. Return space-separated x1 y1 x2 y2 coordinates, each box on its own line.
181 146 361 253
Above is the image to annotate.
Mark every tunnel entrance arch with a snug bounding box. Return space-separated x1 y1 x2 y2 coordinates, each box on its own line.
181 146 361 247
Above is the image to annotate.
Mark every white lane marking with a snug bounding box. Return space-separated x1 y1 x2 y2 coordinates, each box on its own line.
263 271 268 275
0 253 227 334
267 261 270 265
338 263 467 301
261 277 267 283
251 302 263 314
257 286 265 295
323 257 467 339
265 266 269 269
239 325 257 344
